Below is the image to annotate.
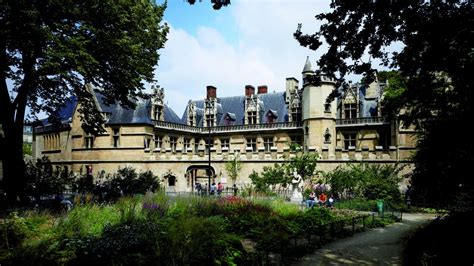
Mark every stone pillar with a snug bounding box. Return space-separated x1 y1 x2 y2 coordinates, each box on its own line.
322 146 329 159
348 146 356 159
335 147 342 159
362 146 369 159
375 146 383 159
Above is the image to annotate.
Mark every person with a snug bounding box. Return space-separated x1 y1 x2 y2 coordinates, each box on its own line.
217 182 223 196
232 184 238 196
328 194 335 208
210 183 216 195
306 192 316 208
319 192 327 207
195 182 202 195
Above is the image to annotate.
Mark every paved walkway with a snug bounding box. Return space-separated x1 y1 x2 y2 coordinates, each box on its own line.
292 213 436 265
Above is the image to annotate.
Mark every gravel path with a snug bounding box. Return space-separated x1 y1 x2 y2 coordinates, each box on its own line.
292 213 436 265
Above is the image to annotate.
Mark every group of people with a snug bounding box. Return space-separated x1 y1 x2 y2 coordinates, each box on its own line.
306 191 335 208
195 182 238 196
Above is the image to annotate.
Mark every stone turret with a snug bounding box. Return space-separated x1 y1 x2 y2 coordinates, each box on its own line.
301 57 337 157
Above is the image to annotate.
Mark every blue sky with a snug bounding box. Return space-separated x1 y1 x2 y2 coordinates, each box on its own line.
154 0 333 116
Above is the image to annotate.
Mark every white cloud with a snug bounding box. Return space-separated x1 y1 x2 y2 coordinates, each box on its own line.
155 1 332 116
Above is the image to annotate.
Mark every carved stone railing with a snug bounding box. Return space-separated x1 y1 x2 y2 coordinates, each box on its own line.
153 120 302 133
336 116 389 126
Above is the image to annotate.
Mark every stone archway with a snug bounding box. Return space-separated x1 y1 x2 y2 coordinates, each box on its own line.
163 170 177 192
186 165 215 193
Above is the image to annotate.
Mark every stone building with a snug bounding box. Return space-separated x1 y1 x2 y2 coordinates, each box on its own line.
33 58 417 192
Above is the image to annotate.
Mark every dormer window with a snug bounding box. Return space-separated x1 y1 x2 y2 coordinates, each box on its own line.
85 133 94 149
224 113 236 126
153 105 163 121
344 103 357 119
266 110 278 124
247 111 257 124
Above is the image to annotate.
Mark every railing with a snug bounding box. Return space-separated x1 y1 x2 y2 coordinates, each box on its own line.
153 120 302 133
336 116 389 126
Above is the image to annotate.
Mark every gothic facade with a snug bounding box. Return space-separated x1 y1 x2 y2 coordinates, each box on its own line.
33 58 417 191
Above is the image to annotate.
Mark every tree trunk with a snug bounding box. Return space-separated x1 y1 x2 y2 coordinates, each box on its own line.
2 124 27 205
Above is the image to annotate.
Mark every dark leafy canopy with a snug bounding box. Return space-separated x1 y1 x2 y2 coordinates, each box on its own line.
186 0 231 10
0 0 168 203
1 0 169 131
295 1 473 208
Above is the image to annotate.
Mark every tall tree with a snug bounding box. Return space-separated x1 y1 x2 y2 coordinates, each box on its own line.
294 1 473 208
0 0 169 204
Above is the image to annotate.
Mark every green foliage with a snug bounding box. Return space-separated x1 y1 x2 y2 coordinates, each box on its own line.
1 0 169 201
285 152 319 181
295 1 473 209
324 163 403 204
22 143 32 156
25 157 74 199
334 199 378 212
225 156 242 185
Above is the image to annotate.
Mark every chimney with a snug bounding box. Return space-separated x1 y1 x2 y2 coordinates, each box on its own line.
245 85 255 96
206 85 217 99
257 85 268 94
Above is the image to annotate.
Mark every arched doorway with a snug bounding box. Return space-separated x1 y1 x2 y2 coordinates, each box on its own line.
163 171 177 192
186 165 215 192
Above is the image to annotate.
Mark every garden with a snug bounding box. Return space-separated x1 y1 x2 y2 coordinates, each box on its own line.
0 157 405 265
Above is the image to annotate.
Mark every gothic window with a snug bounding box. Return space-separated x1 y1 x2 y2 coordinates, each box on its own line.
247 111 257 124
343 133 357 150
221 138 229 150
324 128 331 144
206 114 215 127
291 108 301 122
85 133 94 149
206 138 213 154
263 137 273 152
170 136 177 153
154 134 162 150
344 103 357 118
247 138 257 152
183 138 191 153
153 105 163 121
144 137 151 150
112 128 120 147
290 135 303 148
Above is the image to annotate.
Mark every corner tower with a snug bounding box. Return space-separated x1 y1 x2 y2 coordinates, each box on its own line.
301 57 337 157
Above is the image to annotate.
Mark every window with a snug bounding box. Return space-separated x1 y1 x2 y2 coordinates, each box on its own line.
194 140 199 154
291 108 301 122
266 111 277 124
344 103 357 119
247 138 257 152
324 128 331 144
224 115 235 126
290 135 303 149
154 134 162 150
189 114 194 126
206 114 214 127
263 137 273 152
183 138 191 153
85 133 94 149
343 133 357 150
221 138 229 151
112 128 120 147
144 137 151 149
206 138 213 154
170 136 177 153
324 103 331 113
247 111 257 124
153 105 163 121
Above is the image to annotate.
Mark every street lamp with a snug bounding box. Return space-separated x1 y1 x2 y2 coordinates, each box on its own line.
206 101 212 195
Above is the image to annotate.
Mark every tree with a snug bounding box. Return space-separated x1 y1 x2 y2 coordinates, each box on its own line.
224 155 241 185
295 1 473 208
0 0 169 204
186 0 231 10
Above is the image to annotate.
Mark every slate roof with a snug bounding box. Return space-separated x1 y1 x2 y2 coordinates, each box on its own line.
181 92 289 126
337 83 383 118
41 91 182 127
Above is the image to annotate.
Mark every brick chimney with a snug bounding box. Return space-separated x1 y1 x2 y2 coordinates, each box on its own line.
257 85 268 94
206 85 217 99
245 85 255 96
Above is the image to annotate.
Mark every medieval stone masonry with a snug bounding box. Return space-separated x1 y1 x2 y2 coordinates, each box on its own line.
33 58 417 192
